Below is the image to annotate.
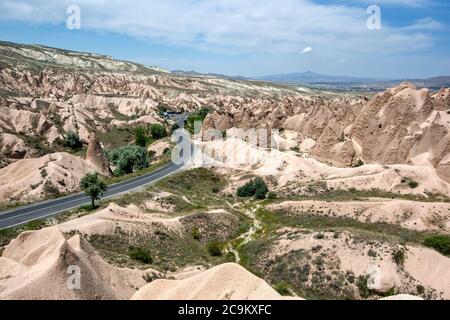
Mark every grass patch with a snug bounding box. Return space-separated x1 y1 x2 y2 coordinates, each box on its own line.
129 247 153 264
423 235 450 256
155 167 227 208
88 227 232 271
279 185 450 203
260 208 433 245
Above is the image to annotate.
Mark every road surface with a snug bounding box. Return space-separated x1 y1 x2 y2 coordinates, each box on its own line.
0 113 191 230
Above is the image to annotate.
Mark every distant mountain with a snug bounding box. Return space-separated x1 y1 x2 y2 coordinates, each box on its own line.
172 70 248 81
254 71 450 90
255 71 376 84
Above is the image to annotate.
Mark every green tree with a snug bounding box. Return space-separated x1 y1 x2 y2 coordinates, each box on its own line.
149 124 167 139
237 177 269 199
170 123 180 134
80 172 107 208
134 126 148 147
64 131 82 150
108 145 149 176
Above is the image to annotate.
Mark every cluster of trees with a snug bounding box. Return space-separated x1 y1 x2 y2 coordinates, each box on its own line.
237 177 269 200
134 124 168 147
186 108 210 133
107 145 149 176
63 131 83 151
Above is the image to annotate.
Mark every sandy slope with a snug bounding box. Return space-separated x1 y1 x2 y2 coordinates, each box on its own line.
0 227 149 299
269 199 450 233
271 229 450 299
0 152 99 203
199 137 450 196
132 263 300 300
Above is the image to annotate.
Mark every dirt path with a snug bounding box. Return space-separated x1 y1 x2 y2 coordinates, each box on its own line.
225 202 262 263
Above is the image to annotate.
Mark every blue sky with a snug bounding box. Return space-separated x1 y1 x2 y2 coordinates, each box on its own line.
0 0 449 79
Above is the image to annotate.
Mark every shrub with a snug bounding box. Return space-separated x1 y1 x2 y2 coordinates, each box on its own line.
108 145 149 175
63 131 82 150
170 123 180 133
134 126 148 147
237 177 269 199
149 124 167 140
392 248 406 266
352 159 365 168
191 228 201 241
43 180 60 197
401 177 419 189
207 241 222 257
408 180 419 189
423 235 450 256
275 281 291 296
212 186 220 194
356 275 372 298
40 168 48 178
129 247 153 264
267 191 277 200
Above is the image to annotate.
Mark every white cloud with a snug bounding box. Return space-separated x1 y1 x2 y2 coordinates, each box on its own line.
301 47 313 54
404 17 445 31
354 0 432 7
0 0 440 56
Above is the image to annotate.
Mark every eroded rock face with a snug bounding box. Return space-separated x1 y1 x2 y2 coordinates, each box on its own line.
0 227 147 300
131 263 300 300
85 135 112 177
202 83 450 183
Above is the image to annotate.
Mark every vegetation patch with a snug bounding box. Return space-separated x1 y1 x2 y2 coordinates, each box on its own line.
237 177 269 200
423 235 450 256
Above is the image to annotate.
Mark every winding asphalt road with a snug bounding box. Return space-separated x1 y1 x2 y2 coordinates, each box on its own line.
0 113 190 230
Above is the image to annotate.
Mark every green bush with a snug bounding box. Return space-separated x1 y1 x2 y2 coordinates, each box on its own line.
267 192 277 200
423 235 450 256
207 241 222 257
237 177 269 199
63 131 82 150
134 126 148 147
129 247 153 264
108 145 149 175
392 249 406 266
212 186 220 194
149 124 167 139
408 180 419 189
401 177 419 189
170 123 180 133
191 228 201 241
275 281 291 296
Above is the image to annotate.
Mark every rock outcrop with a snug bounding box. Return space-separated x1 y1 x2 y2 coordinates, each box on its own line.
0 152 99 203
85 135 112 177
132 263 300 300
202 84 450 183
0 227 148 300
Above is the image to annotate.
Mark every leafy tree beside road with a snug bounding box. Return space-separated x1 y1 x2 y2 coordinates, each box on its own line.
107 145 150 176
80 172 108 208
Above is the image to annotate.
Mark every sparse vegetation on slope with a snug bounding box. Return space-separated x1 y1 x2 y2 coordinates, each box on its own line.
423 235 450 256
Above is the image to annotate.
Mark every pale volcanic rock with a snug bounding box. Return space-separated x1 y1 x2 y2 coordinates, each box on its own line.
85 135 112 177
202 83 450 182
0 227 148 300
0 133 30 159
131 263 300 300
0 152 99 203
269 199 450 233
